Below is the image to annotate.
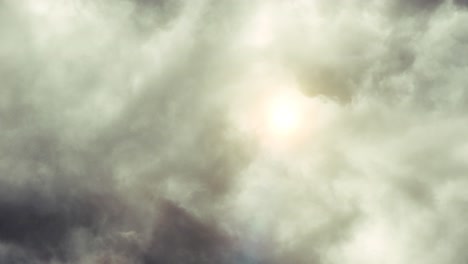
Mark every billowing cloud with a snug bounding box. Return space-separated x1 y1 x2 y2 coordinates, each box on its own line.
1 0 468 263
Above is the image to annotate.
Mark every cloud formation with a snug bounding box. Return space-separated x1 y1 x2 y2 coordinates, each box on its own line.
1 0 468 263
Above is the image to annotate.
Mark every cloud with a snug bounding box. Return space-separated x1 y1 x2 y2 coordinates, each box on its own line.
388 0 445 15
454 0 468 7
1 0 468 263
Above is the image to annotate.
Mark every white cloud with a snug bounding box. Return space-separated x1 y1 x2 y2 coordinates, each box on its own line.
1 0 468 263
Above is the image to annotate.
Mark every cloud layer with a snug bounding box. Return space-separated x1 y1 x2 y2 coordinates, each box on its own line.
1 0 468 263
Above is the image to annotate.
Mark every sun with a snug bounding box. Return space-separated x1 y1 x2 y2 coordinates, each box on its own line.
267 97 302 136
228 67 318 148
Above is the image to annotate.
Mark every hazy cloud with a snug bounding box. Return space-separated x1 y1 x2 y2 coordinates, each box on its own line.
1 0 468 263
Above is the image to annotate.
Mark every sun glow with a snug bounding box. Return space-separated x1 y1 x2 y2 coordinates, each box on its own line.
230 64 338 150
255 88 313 150
267 96 302 137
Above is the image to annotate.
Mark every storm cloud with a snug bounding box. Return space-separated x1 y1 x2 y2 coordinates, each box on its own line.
1 0 468 263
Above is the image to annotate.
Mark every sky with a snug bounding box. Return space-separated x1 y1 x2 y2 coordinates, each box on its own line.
1 0 468 263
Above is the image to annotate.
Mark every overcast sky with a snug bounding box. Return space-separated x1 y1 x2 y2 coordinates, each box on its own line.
1 0 468 263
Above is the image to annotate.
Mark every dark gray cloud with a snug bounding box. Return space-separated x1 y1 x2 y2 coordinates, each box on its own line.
0 182 121 261
388 0 445 15
454 0 468 7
